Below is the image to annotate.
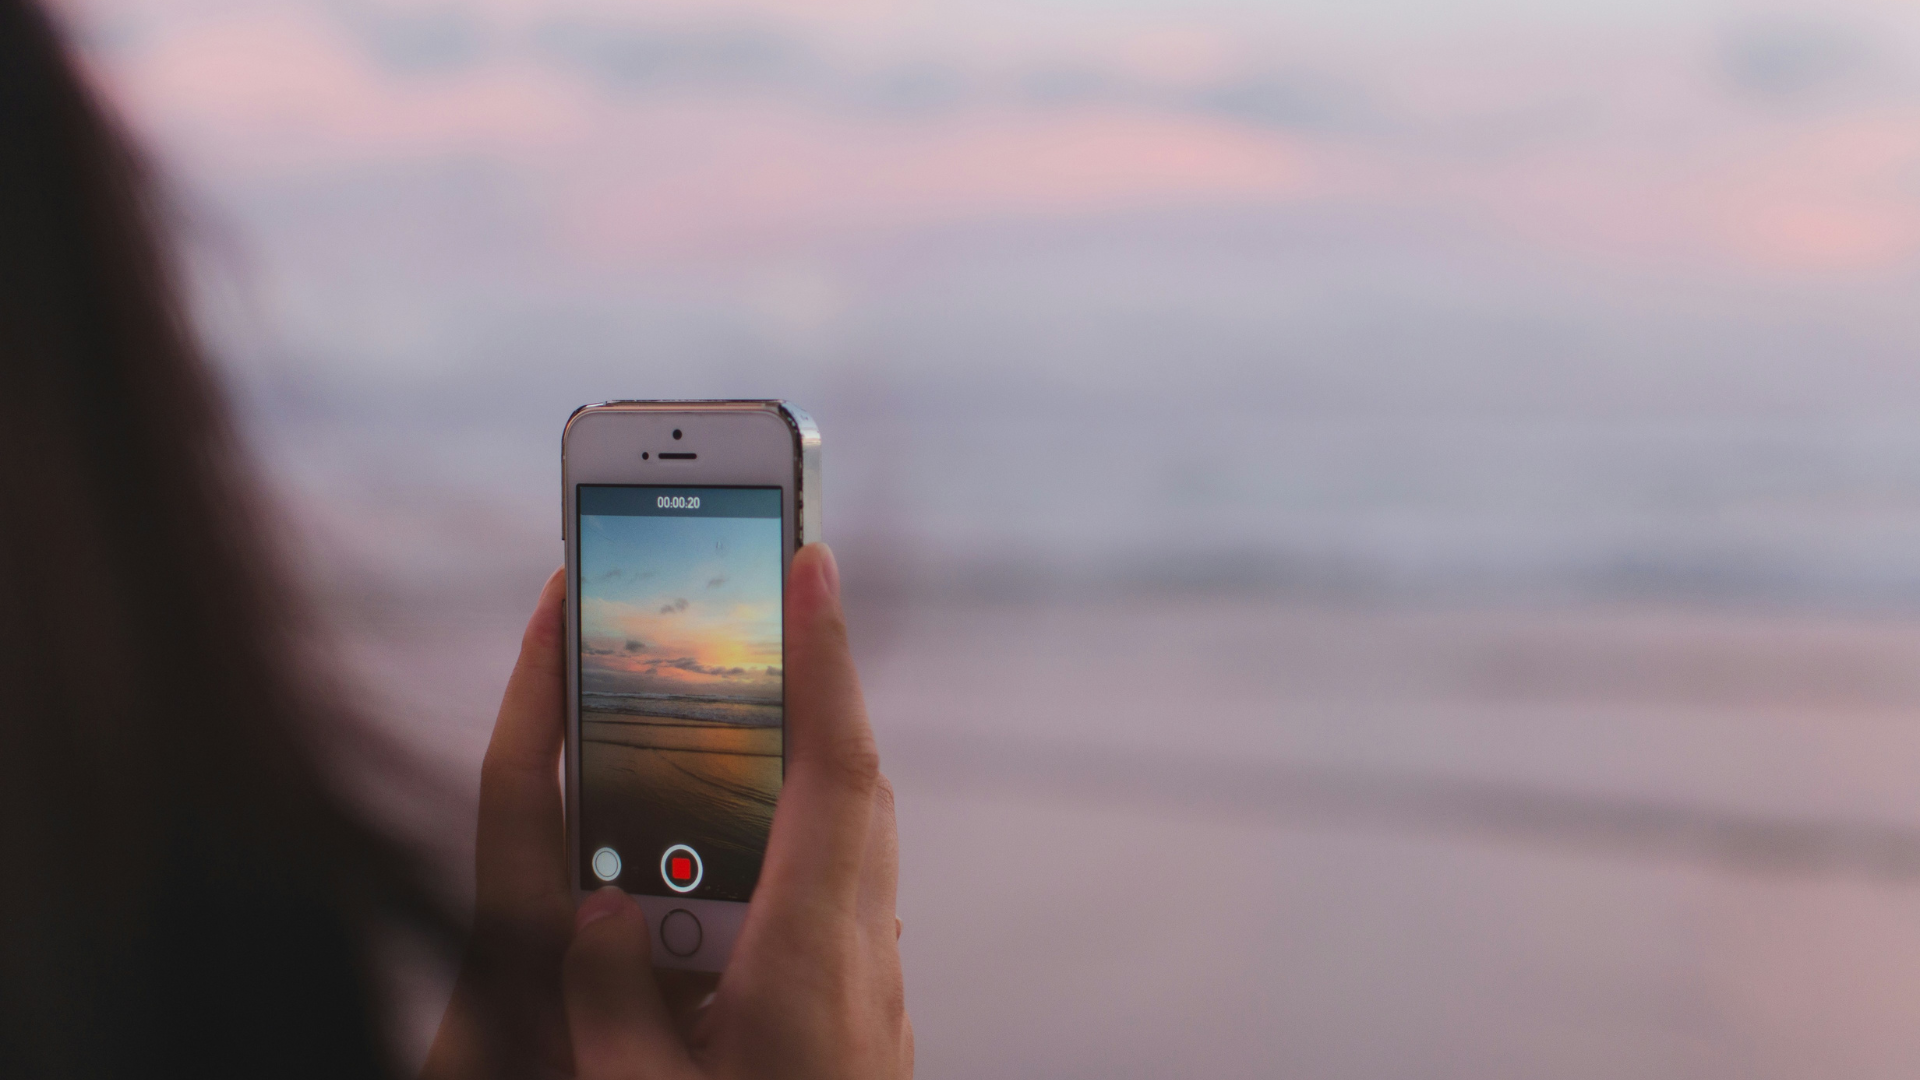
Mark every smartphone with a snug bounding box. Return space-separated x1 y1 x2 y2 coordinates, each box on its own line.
562 400 820 972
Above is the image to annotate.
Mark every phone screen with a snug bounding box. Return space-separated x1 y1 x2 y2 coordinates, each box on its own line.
575 485 784 900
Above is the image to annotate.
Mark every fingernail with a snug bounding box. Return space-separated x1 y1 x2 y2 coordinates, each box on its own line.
576 885 630 930
816 543 840 600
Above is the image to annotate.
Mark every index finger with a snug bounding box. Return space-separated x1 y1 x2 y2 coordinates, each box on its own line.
475 566 570 920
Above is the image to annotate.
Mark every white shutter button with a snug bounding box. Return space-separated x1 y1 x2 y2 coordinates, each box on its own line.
590 847 621 882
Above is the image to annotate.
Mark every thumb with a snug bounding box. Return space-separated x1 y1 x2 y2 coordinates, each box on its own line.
563 888 693 1080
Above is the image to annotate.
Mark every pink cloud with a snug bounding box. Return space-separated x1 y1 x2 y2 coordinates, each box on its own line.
1705 116 1920 271
553 103 1318 257
62 1 1920 276
85 7 591 172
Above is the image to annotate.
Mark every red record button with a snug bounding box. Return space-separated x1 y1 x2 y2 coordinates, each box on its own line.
660 844 703 893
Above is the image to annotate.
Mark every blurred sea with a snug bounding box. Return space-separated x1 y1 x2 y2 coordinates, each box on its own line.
583 690 781 727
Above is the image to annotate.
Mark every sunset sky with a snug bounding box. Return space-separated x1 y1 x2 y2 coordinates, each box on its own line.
579 510 782 700
51 0 1920 604
60 0 1920 278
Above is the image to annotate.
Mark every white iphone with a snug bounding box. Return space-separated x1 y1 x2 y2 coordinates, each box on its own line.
562 401 820 972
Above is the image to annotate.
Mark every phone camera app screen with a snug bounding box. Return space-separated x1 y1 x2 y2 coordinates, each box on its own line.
576 485 783 900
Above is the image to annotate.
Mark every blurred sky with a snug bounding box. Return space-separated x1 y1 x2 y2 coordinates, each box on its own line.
55 0 1920 604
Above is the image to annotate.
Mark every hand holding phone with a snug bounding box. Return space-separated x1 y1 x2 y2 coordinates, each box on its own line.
563 544 912 1080
422 405 908 1080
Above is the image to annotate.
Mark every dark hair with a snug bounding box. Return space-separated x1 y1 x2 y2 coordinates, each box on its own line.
0 1 445 1075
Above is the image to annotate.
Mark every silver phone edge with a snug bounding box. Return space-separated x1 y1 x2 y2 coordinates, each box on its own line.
774 401 822 549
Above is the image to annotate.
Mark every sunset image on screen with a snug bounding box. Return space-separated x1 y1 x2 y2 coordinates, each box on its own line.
577 486 783 901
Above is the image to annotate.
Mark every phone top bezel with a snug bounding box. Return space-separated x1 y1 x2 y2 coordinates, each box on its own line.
561 400 809 972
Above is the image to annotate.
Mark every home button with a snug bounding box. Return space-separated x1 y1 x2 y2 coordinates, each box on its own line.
660 909 702 958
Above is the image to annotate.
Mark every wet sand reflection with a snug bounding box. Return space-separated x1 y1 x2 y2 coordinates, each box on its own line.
581 713 779 899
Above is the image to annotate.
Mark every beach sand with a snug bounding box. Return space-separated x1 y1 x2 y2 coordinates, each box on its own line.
580 711 779 899
339 588 1920 1078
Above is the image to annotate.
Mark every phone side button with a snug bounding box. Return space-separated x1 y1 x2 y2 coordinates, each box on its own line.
660 909 702 958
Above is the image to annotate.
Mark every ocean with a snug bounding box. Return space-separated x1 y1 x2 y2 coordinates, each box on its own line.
582 690 781 728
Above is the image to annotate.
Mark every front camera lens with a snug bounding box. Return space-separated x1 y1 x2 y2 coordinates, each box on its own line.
672 428 683 440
